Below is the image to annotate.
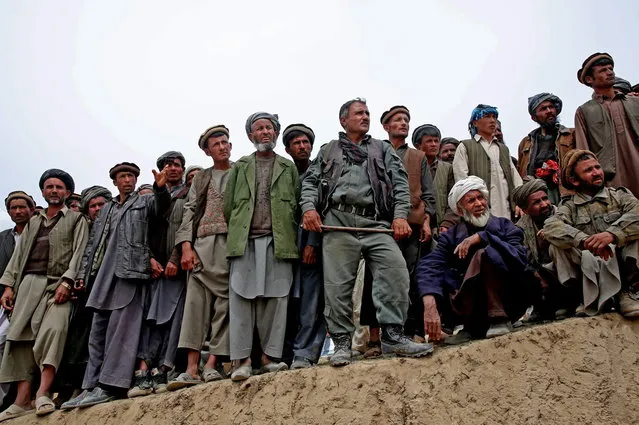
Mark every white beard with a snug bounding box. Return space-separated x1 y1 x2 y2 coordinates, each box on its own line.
462 210 490 228
253 140 276 152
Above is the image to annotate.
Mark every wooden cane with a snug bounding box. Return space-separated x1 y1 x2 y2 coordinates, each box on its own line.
319 225 394 234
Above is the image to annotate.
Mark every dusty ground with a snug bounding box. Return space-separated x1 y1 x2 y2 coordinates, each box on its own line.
9 314 639 425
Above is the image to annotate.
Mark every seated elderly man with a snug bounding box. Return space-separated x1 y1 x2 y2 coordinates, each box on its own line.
544 150 639 317
417 176 530 344
512 179 571 321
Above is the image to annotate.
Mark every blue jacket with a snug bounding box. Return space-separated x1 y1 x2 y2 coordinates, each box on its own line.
416 216 528 300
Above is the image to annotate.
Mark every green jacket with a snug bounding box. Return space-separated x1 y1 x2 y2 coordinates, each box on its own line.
223 153 300 259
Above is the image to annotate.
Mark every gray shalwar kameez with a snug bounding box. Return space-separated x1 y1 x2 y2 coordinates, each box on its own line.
82 202 149 390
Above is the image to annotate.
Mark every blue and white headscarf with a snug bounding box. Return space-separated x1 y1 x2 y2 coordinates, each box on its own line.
468 104 498 137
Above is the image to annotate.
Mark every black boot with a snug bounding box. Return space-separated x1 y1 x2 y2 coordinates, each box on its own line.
381 325 433 357
329 333 352 367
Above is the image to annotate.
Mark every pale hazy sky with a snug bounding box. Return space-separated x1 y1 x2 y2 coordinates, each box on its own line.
0 0 637 228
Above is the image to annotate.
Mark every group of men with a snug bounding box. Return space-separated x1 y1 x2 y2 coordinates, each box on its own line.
0 51 638 421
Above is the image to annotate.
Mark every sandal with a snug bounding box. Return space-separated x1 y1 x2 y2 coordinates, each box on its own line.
0 404 34 422
166 372 202 391
202 368 224 383
35 396 56 416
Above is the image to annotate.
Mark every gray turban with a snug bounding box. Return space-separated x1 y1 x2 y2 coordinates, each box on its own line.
411 124 441 147
80 185 112 213
614 77 632 94
185 165 203 177
512 179 548 209
447 176 489 214
156 151 185 170
245 112 281 135
527 93 563 116
39 169 75 193
137 184 153 193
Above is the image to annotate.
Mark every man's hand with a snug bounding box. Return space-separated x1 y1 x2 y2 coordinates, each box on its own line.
152 164 169 188
74 279 86 291
0 287 14 311
302 246 317 265
150 258 164 279
423 295 443 342
181 242 199 271
454 234 481 259
420 220 432 243
302 210 323 233
165 261 179 277
596 245 615 261
53 283 72 304
583 232 615 256
392 218 412 241
439 225 450 235
514 206 524 219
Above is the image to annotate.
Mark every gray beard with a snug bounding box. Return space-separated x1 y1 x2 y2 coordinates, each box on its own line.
253 141 276 152
462 210 490 228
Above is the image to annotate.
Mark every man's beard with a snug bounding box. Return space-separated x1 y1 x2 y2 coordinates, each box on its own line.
540 116 560 131
253 140 276 152
45 196 66 206
579 179 605 194
462 209 490 228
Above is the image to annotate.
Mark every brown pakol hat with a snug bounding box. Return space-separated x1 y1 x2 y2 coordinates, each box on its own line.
561 149 597 190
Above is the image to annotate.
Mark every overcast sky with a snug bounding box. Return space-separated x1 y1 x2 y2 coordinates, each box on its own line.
0 0 637 229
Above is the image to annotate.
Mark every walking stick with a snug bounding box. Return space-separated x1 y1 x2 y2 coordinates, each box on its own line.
319 225 394 234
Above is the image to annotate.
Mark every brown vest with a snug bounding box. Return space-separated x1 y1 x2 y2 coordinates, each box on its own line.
403 147 426 225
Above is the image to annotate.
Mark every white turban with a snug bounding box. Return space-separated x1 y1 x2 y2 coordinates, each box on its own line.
448 176 489 215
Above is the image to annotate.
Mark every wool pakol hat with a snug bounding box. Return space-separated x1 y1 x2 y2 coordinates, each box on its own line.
109 162 141 179
380 105 410 125
4 191 35 210
198 125 229 149
577 52 613 85
282 123 315 147
561 149 597 190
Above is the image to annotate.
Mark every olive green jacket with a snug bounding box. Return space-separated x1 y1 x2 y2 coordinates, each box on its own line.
223 153 300 259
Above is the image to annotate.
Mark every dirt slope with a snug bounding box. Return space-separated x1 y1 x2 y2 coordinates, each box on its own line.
10 314 639 425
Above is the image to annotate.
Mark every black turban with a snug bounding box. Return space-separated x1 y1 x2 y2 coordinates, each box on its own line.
411 124 441 147
39 169 75 193
613 77 632 94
